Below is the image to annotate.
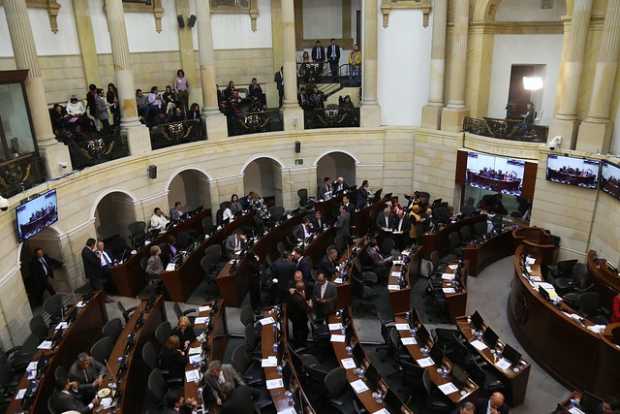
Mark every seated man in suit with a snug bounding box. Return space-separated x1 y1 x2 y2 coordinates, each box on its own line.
29 247 62 307
170 201 184 221
150 207 170 231
376 206 394 231
53 377 100 413
294 216 314 242
68 352 107 402
319 247 339 279
311 210 326 232
204 360 245 406
476 391 509 414
452 401 476 414
366 238 391 282
312 272 337 320
159 335 187 381
224 229 246 259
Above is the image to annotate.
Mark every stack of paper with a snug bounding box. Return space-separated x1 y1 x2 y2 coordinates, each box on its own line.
334 277 343 284
438 382 458 395
328 323 344 331
261 356 278 367
341 358 356 369
189 354 202 365
391 271 401 277
188 346 202 355
330 334 346 343
448 264 458 270
185 369 200 382
37 340 53 350
349 379 369 394
266 378 284 390
442 287 456 294
194 316 210 325
416 357 434 368
495 358 512 370
401 337 417 346
198 305 211 312
441 273 455 281
470 340 488 351
394 323 410 331
387 285 400 291
259 316 275 325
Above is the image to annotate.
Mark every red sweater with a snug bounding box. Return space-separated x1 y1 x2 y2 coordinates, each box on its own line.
612 295 620 323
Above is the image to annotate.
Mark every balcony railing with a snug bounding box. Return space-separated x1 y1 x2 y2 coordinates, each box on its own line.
463 116 548 143
304 105 360 130
227 109 283 137
56 125 130 170
149 119 207 150
0 152 45 198
296 63 361 88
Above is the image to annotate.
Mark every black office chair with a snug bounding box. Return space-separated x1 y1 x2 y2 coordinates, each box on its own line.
0 353 21 403
473 221 487 239
380 237 396 256
173 303 197 320
47 396 58 414
231 344 263 385
142 341 158 371
43 294 65 323
147 369 182 409
155 322 172 346
128 221 147 249
29 314 50 343
324 367 364 414
578 292 608 324
239 303 256 327
53 366 67 386
297 188 309 207
421 369 452 413
244 324 261 355
102 318 123 341
90 336 114 363
117 301 138 323
459 225 473 243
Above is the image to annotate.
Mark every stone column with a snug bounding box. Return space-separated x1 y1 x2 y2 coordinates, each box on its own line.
441 0 469 132
176 0 202 107
196 0 228 139
421 0 448 129
4 0 72 179
104 0 151 154
548 0 592 149
72 0 100 88
281 0 304 130
576 0 620 153
360 0 382 127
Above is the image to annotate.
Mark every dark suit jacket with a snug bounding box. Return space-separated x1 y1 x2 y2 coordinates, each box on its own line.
287 290 310 324
475 399 510 414
342 202 355 216
271 258 296 290
172 326 196 346
221 385 256 414
319 255 337 278
296 256 313 284
376 213 393 230
69 359 107 385
356 188 369 209
30 255 61 282
312 281 337 315
336 211 350 238
159 347 186 381
327 44 341 62
294 223 312 241
274 71 284 91
53 390 91 413
312 46 325 61
311 217 325 231
81 247 102 281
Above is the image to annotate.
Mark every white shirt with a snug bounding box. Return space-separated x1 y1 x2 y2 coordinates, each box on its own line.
38 257 49 276
66 100 85 116
320 282 327 299
150 214 170 230
98 250 112 267
222 208 234 223
301 224 311 239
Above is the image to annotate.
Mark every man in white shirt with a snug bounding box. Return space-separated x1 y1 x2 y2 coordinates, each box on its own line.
66 95 86 117
312 272 337 319
96 240 114 269
294 217 313 242
150 207 170 231
327 38 341 80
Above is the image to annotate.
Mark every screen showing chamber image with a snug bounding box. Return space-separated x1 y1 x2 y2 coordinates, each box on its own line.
601 161 620 201
466 152 525 196
546 154 600 189
15 190 58 241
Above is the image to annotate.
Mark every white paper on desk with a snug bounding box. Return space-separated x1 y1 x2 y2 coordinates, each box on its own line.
442 287 456 294
277 408 297 414
372 409 391 414
448 264 458 270
101 397 113 409
438 382 458 395
401 337 417 346
189 354 202 364
266 378 284 390
334 277 343 284
441 273 455 281
15 388 27 400
194 316 209 325
330 334 346 343
38 340 53 350
349 379 369 394
416 357 435 368
568 407 586 414
341 358 356 369
198 305 211 312
76 301 86 308
525 257 536 265
470 340 488 351
329 323 343 331
393 260 403 265
188 346 202 355
259 316 275 326
55 321 69 330
588 325 606 334
391 271 401 277
165 263 176 272
185 369 200 383
387 284 400 291
261 356 278 367
26 361 38 372
395 323 410 331
495 358 512 370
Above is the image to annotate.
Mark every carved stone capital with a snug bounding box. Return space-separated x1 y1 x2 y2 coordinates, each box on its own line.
381 0 432 28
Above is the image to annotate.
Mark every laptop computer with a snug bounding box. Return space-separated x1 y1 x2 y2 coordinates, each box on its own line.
482 328 499 349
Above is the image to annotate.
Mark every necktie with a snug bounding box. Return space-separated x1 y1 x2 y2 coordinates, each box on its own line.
102 252 110 265
40 258 48 275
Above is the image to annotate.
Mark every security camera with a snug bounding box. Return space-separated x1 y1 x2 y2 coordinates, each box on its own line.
0 196 8 212
548 136 562 151
59 161 68 169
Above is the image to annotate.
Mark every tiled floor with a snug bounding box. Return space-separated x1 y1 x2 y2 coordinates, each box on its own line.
467 256 569 413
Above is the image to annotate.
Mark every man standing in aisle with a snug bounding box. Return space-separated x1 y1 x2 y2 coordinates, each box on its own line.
327 38 341 80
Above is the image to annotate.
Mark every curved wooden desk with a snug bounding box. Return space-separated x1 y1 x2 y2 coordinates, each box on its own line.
441 262 468 322
423 215 487 257
5 292 107 414
511 226 557 266
508 246 620 401
587 250 620 294
386 248 418 314
463 230 515 277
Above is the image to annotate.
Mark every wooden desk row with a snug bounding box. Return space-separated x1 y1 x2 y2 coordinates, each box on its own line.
6 292 107 414
423 215 487 257
587 250 620 294
509 245 620 401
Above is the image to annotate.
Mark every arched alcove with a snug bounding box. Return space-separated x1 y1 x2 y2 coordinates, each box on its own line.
19 226 69 311
167 169 211 215
94 191 137 246
315 151 357 192
243 157 284 207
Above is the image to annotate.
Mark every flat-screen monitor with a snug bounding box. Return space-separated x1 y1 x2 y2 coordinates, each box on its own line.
601 161 620 201
466 151 525 196
16 190 58 241
546 154 600 189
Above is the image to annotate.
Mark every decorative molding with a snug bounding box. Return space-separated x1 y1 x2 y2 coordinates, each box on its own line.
25 0 61 33
295 0 355 49
469 21 564 35
380 0 432 29
209 0 259 32
122 0 164 33
249 0 259 32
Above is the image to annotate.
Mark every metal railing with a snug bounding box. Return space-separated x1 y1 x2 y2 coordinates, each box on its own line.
149 119 207 149
296 63 361 88
0 152 45 198
463 116 548 143
304 105 359 130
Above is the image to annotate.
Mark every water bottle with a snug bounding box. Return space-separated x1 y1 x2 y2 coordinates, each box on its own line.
286 390 294 406
345 345 352 355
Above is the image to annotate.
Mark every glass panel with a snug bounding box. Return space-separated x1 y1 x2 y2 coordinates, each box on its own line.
0 83 36 160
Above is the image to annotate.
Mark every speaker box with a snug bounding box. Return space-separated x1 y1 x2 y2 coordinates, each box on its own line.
188 14 197 28
295 141 301 153
177 15 185 28
148 165 157 179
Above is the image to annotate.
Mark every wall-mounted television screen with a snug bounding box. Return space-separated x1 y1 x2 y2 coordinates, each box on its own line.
466 152 525 196
546 154 600 189
16 190 58 241
601 161 620 201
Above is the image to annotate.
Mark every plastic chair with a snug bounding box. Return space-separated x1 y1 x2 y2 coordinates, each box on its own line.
90 336 114 363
